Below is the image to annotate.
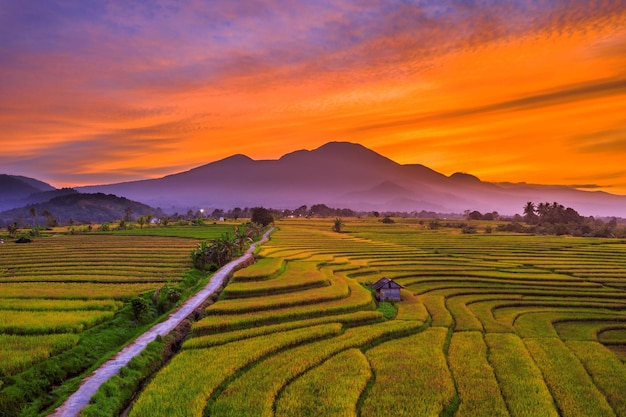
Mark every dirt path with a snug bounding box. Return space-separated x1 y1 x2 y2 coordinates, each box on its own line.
49 228 273 417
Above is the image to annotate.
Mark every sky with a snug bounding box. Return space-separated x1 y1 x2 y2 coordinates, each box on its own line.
1 0 626 193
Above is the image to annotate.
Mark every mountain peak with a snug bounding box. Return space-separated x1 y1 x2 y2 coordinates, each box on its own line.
219 154 254 163
316 141 371 152
279 141 398 168
178 153 254 176
449 172 481 183
280 141 377 157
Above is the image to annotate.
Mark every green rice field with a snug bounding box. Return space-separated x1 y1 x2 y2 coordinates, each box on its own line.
3 218 626 416
0 225 234 416
126 217 626 417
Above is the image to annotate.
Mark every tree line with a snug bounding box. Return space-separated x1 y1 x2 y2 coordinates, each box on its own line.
189 221 266 272
517 201 622 237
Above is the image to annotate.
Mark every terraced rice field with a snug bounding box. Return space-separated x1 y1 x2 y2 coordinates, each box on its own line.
0 229 229 415
128 217 626 417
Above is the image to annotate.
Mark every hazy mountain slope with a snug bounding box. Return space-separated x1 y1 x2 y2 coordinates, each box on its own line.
0 174 57 211
64 141 626 217
0 193 159 226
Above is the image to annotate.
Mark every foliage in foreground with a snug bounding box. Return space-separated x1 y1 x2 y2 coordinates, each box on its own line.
79 321 191 417
0 307 145 416
0 232 216 416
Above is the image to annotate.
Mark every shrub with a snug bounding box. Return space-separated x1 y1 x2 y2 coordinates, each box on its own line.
251 207 273 227
461 225 477 234
131 297 150 323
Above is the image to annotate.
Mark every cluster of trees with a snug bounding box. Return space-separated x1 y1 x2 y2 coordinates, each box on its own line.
523 202 582 225
178 207 252 221
281 204 356 218
281 205 452 220
190 222 265 272
465 210 500 221
159 206 276 226
186 204 356 223
458 202 624 238
516 201 622 237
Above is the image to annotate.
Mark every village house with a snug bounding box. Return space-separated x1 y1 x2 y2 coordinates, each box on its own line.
371 277 404 302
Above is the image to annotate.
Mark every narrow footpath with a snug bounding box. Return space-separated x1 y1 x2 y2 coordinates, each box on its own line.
50 228 274 417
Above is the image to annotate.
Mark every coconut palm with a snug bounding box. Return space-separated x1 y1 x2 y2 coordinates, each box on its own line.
232 226 251 253
333 218 344 233
536 202 549 220
29 207 37 227
7 222 18 238
523 202 537 224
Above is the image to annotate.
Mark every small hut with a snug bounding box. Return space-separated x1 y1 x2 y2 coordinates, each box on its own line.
371 277 404 302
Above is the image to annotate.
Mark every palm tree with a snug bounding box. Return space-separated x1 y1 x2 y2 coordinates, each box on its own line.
29 207 37 228
7 222 18 238
215 233 237 266
124 207 133 222
232 226 251 253
523 202 535 216
42 209 58 228
523 202 537 224
191 233 240 271
536 202 549 221
333 218 344 233
190 241 210 270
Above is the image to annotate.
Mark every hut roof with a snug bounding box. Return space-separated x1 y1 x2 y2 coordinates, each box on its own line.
371 277 405 290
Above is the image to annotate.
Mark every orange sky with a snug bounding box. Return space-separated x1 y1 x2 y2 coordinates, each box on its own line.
1 1 626 194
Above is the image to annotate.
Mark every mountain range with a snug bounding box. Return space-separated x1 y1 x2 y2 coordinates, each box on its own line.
0 174 58 211
0 191 159 226
2 142 626 217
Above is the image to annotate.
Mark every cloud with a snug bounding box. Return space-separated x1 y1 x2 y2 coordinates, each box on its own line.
348 77 626 133
0 113 213 185
4 0 622 95
1 0 626 191
569 124 626 154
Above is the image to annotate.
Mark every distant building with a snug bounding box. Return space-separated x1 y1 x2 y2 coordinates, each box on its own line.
371 277 404 302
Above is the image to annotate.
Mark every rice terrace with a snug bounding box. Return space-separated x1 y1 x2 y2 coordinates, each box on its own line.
1 216 625 417
4 1 626 416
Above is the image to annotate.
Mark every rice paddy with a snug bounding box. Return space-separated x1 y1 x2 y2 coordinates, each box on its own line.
0 226 231 416
4 217 626 416
125 217 626 416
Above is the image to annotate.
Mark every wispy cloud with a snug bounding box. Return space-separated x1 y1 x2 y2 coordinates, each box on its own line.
570 124 626 154
348 77 626 133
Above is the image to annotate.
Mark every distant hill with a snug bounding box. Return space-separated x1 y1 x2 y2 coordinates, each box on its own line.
76 141 626 217
0 193 161 227
0 174 57 211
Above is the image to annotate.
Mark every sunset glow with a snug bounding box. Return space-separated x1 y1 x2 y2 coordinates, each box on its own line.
1 1 625 193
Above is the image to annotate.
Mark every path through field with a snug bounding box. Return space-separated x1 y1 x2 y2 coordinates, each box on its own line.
49 228 273 417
